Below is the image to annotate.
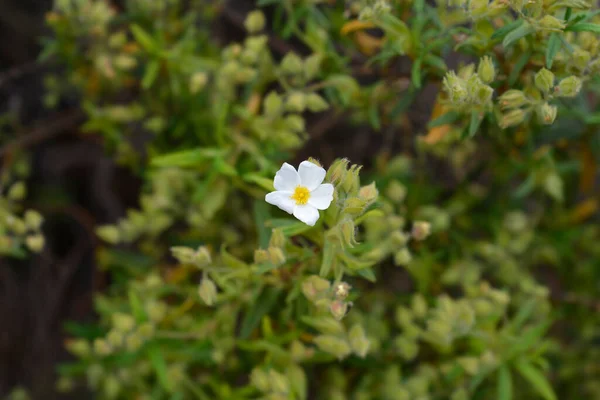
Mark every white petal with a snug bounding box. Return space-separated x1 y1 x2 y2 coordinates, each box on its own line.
293 204 320 226
308 183 334 210
265 191 295 214
274 163 300 191
298 161 326 191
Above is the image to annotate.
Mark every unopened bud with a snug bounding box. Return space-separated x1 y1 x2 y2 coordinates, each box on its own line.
254 248 269 263
339 218 357 247
106 330 123 347
268 369 290 394
443 72 468 103
250 369 270 392
66 339 90 357
457 356 480 375
7 182 26 200
268 246 286 265
190 72 208 94
556 76 581 98
244 10 266 33
302 275 331 302
198 278 217 306
314 335 352 360
571 48 591 72
394 248 412 266
390 231 409 247
25 234 45 252
385 180 407 203
477 56 495 84
281 52 304 75
411 294 428 318
538 15 566 31
112 313 135 333
24 210 43 230
342 197 367 216
93 338 112 356
306 93 329 112
264 91 283 117
330 300 349 320
534 68 555 93
498 90 528 110
340 164 361 194
395 336 419 361
171 246 195 264
538 103 557 125
358 182 378 203
285 114 305 132
411 221 431 241
269 228 286 248
326 158 349 183
500 109 526 128
348 324 370 358
285 92 306 112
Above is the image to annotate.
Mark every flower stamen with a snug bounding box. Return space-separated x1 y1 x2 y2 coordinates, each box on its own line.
291 186 310 205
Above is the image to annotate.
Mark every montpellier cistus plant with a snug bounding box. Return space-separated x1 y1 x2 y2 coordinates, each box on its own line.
8 0 596 399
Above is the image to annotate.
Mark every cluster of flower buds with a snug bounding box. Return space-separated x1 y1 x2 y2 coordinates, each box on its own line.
443 58 495 110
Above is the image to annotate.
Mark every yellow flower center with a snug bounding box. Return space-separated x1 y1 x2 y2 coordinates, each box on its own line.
291 186 310 205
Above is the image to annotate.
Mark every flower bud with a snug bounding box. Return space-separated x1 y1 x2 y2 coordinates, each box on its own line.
112 313 135 333
268 246 286 265
395 336 419 361
385 180 406 203
93 338 112 356
254 249 269 263
290 340 313 362
342 197 367 216
269 228 286 248
244 10 266 33
326 158 349 183
189 72 208 94
498 90 528 110
198 278 217 306
537 15 566 31
66 339 90 357
171 246 194 264
538 103 557 125
477 56 495 84
302 275 331 302
330 300 349 320
7 182 26 200
358 182 378 204
25 234 45 252
285 92 306 112
339 218 357 247
390 231 409 247
24 210 43 230
443 72 468 104
394 248 412 266
556 76 582 98
534 68 554 93
411 294 428 318
457 356 480 375
107 330 123 347
499 109 526 128
250 368 270 392
285 114 305 132
340 164 361 194
304 53 323 80
306 93 329 112
146 301 167 322
281 52 304 75
411 221 431 241
571 48 591 72
314 335 352 360
268 370 290 394
348 324 370 358
264 91 283 117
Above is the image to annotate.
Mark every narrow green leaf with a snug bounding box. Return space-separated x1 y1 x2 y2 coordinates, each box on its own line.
468 110 483 138
412 58 423 89
266 219 313 236
128 290 146 322
355 268 376 282
320 239 336 278
253 200 271 249
566 22 600 33
509 51 532 85
151 148 225 167
491 20 523 41
131 24 157 52
506 298 536 332
142 60 160 89
428 111 460 128
147 344 173 392
497 365 513 400
239 287 281 339
243 173 275 192
503 23 534 48
545 33 561 69
514 360 557 400
423 53 447 71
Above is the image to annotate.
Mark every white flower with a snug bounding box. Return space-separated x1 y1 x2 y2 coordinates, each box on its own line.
265 161 334 226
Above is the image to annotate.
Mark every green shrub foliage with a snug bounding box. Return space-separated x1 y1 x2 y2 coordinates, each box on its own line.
13 0 598 398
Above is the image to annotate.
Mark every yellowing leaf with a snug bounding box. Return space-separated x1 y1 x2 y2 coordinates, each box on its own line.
341 20 376 36
423 99 453 144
